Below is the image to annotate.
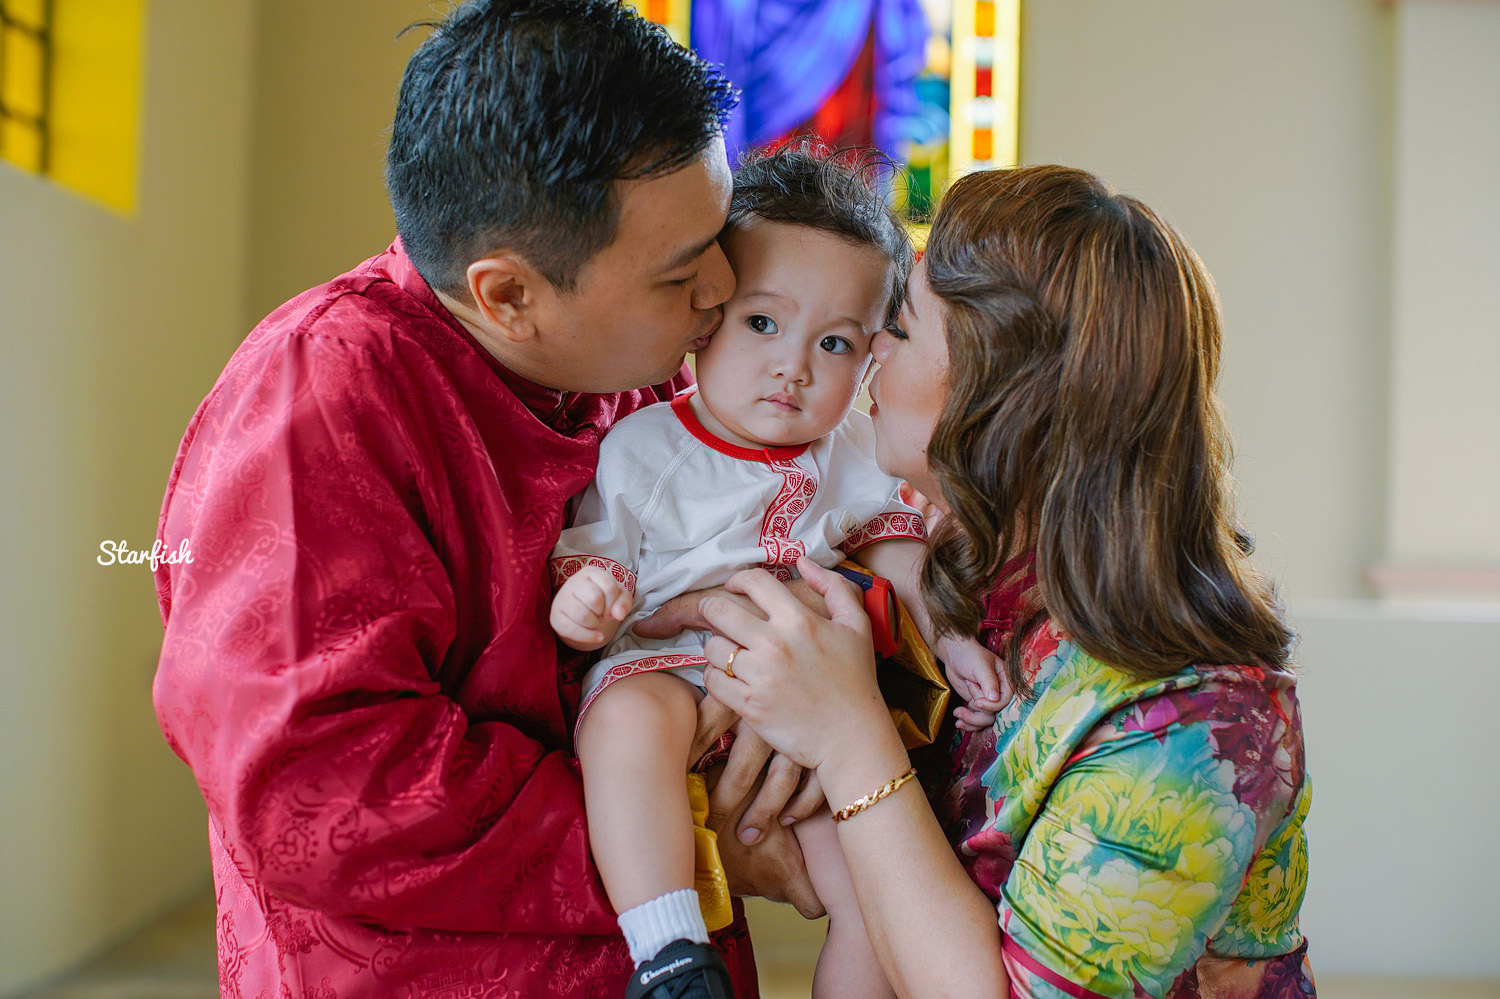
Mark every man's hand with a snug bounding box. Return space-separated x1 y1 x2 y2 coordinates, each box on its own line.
549 567 632 651
703 757 826 917
694 700 827 918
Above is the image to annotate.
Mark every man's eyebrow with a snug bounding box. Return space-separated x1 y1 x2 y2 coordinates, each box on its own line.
659 234 719 275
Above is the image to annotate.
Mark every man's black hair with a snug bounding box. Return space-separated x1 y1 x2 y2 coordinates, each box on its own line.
386 0 738 295
728 145 915 324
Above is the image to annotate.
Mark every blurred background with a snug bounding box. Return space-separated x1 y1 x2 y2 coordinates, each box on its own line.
2 0 1497 995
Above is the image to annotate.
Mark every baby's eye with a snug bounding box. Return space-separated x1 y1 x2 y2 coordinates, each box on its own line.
882 323 909 342
819 335 853 355
747 314 778 335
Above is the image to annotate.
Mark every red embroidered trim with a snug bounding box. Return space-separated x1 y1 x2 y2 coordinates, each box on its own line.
841 512 928 554
692 731 737 772
670 393 810 464
549 555 638 596
575 653 709 733
758 456 817 580
1001 937 1112 999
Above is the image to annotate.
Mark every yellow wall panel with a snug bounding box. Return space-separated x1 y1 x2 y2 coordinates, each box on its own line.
51 0 145 213
1 0 145 213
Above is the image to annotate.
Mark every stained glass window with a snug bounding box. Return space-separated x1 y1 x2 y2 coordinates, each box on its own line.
626 0 1021 224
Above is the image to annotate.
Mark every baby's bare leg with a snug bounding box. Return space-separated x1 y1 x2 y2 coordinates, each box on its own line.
795 810 897 999
576 670 701 912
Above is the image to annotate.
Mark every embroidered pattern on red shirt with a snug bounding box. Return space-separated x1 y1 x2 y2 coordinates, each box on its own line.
549 554 638 596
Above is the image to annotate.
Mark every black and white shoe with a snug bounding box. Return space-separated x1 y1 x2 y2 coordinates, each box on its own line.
624 939 734 999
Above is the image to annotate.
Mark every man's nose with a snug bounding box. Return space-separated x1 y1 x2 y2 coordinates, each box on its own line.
691 241 735 311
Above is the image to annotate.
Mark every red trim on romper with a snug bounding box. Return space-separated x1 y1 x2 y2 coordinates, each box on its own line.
669 391 816 579
841 511 928 554
1002 937 1112 999
757 458 812 580
670 392 810 463
574 653 709 737
548 554 638 595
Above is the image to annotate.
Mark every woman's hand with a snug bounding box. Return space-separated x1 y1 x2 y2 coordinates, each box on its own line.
699 557 892 771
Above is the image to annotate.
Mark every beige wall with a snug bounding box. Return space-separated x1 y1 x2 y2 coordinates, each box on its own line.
246 0 427 327
1294 600 1500 976
1386 0 1500 570
0 2 257 992
1021 0 1397 602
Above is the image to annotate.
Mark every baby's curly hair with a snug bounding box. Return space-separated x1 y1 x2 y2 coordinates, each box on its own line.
728 144 914 325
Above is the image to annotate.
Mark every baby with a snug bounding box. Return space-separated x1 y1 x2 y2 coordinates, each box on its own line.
549 149 1000 998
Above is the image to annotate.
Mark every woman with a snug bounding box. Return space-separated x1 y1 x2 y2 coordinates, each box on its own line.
696 166 1314 998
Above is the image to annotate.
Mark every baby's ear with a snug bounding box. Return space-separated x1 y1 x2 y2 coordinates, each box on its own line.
466 254 538 344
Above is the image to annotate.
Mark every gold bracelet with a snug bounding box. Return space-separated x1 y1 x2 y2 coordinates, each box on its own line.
832 767 918 823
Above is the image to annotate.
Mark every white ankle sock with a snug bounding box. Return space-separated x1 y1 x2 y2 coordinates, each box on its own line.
617 889 709 965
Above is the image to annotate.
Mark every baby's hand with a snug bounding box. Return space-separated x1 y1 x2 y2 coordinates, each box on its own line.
935 636 1008 732
550 566 633 651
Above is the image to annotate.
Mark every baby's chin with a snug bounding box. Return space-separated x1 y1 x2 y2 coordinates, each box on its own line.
744 421 842 450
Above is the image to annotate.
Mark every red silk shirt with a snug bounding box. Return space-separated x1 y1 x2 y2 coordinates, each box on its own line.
152 241 758 998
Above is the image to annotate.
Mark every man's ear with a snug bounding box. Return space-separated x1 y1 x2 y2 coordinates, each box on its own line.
466 254 540 344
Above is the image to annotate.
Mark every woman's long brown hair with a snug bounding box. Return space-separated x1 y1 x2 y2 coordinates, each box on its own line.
920 166 1293 690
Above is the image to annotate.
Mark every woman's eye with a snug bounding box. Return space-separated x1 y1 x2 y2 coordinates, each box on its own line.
819 335 853 355
669 272 697 287
747 314 778 334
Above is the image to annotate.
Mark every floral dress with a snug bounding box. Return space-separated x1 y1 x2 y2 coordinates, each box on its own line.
917 571 1315 998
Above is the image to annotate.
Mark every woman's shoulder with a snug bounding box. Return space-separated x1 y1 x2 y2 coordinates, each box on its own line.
1011 623 1306 764
1028 621 1300 708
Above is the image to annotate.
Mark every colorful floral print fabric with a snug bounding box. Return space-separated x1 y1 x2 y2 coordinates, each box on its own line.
920 605 1315 998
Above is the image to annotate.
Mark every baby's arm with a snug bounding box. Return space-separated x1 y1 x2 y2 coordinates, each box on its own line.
851 539 1006 731
550 565 634 651
550 422 653 652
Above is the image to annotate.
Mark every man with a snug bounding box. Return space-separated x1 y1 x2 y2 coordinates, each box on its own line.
153 3 816 996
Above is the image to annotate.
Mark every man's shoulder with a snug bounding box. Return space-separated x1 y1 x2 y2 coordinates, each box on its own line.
220 251 477 413
245 254 439 358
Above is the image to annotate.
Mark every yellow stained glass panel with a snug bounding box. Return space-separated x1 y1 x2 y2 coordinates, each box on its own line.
1 0 145 214
975 1 995 38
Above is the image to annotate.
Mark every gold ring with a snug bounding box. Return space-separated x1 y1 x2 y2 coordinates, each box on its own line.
723 645 740 679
